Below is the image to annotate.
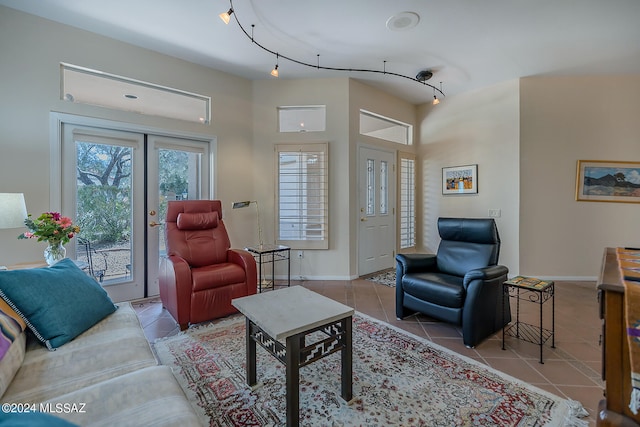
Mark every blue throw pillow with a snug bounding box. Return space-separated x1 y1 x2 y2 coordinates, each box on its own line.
0 411 79 426
0 258 117 350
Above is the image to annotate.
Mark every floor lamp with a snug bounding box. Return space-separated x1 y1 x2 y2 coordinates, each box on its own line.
232 200 263 248
0 193 28 269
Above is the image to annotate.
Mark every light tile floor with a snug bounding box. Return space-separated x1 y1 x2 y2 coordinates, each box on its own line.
133 278 602 426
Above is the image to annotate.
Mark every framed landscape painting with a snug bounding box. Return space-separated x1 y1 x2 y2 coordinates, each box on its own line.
575 160 640 203
442 164 478 195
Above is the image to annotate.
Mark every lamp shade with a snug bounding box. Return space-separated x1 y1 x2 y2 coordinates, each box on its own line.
0 193 28 229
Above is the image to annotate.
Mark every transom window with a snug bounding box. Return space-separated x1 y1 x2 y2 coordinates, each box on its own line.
359 110 412 145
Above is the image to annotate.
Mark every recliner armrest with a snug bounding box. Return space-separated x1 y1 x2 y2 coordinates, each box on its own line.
463 265 509 288
395 253 437 274
228 249 258 294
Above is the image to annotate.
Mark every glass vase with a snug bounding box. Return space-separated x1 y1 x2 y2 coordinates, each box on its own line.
44 242 66 266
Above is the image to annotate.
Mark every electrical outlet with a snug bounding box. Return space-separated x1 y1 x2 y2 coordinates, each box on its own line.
488 209 501 218
297 250 304 258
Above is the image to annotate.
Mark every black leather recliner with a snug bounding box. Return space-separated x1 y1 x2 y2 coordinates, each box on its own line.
395 217 510 347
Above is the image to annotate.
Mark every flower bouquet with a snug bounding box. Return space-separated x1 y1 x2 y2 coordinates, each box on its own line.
18 212 80 265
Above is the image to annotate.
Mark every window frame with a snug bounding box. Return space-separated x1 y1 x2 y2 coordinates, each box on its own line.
275 142 329 250
398 152 416 250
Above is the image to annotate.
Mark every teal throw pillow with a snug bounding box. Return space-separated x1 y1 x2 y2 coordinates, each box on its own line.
0 258 117 350
0 411 79 426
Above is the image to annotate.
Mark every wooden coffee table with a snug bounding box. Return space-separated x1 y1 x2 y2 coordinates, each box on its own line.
232 286 354 427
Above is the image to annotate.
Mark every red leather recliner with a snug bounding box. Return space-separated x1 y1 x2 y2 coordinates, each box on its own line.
159 200 257 330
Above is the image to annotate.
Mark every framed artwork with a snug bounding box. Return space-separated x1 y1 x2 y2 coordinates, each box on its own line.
575 160 640 203
442 164 478 195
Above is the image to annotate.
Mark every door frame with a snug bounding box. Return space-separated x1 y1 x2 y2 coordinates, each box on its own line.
49 112 216 298
356 144 397 276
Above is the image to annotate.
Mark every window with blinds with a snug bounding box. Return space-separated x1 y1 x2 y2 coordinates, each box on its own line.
276 143 329 249
399 155 416 249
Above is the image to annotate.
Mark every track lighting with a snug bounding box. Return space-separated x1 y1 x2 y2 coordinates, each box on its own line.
271 54 279 77
219 0 445 99
432 82 443 105
219 8 233 24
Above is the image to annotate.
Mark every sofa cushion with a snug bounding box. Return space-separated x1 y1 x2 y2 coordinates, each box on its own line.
0 258 117 350
2 302 157 404
45 366 202 427
402 272 465 309
0 299 27 398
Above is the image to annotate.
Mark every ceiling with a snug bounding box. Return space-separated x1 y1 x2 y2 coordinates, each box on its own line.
2 0 640 104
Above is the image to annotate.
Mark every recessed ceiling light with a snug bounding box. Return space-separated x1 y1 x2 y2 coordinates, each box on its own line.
124 94 138 99
386 12 420 31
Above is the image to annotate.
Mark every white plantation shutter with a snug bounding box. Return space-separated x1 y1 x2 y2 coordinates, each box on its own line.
399 155 416 249
276 143 329 249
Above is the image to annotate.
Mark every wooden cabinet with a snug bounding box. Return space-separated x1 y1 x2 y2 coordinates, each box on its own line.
597 248 640 426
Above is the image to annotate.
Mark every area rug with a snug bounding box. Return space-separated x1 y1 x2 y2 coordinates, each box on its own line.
154 313 587 427
362 268 396 287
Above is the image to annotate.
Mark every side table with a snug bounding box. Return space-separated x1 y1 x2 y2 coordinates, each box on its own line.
232 286 353 427
502 275 555 363
245 244 291 292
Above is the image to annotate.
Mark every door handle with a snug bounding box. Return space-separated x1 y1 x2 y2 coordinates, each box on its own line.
360 217 367 222
149 221 163 227
149 210 157 216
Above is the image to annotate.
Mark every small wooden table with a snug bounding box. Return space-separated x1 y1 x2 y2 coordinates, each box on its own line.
232 286 354 427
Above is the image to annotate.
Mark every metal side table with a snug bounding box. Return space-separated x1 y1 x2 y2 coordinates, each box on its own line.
245 244 291 292
502 275 555 364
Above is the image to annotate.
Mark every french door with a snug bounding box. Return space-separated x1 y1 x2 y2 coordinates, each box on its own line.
60 123 211 302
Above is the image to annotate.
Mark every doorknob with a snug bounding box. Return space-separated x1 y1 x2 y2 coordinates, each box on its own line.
149 210 156 216
360 217 367 222
149 221 163 227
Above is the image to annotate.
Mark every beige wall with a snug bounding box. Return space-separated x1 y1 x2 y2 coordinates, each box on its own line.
417 80 521 274
5 6 635 281
0 6 254 265
348 79 419 275
251 78 351 280
520 76 640 279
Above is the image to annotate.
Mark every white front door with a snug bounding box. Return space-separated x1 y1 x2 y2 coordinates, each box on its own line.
358 146 396 276
61 123 210 302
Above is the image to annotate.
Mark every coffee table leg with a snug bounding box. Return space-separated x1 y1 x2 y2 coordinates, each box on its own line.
341 316 353 402
246 318 257 386
286 334 301 427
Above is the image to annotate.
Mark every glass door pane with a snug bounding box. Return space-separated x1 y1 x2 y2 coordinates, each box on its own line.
146 135 210 297
75 141 133 284
62 124 145 302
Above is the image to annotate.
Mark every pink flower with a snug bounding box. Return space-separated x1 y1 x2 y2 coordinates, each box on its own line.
24 232 34 238
59 217 73 227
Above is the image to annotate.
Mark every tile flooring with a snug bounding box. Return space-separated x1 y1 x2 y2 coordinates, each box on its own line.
133 278 603 426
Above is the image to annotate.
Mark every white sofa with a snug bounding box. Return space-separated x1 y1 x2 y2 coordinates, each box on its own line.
1 302 202 426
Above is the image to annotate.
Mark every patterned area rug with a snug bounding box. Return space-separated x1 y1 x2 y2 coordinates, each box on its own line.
154 313 587 427
362 268 396 287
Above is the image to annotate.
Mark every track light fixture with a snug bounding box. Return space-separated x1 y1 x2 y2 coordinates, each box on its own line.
432 81 443 105
271 54 279 77
219 0 445 99
219 8 233 24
